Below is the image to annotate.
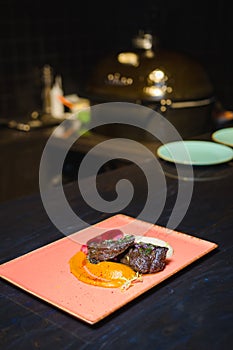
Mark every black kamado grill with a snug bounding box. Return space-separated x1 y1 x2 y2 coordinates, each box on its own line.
84 32 216 140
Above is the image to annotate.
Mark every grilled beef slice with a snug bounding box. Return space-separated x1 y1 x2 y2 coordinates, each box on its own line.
87 234 135 263
120 242 168 274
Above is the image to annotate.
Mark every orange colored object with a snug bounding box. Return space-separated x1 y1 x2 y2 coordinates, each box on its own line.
69 251 140 289
58 95 74 109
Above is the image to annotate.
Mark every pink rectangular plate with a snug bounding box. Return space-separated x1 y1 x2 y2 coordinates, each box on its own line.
0 214 218 324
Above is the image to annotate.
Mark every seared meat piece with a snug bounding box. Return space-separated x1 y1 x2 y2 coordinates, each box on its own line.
87 235 135 263
120 242 168 274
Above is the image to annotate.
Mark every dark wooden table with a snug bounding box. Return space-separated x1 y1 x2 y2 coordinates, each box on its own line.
0 142 233 349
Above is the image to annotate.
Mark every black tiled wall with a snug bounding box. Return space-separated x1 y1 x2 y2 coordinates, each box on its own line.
1 0 232 120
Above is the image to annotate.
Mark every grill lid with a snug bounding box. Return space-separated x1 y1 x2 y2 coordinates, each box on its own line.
85 32 214 108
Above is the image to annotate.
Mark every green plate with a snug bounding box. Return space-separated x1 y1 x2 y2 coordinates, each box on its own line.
157 140 233 165
211 127 233 147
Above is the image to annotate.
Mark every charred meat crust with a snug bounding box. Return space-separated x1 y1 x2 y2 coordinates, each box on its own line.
120 243 169 273
87 235 169 274
87 235 135 263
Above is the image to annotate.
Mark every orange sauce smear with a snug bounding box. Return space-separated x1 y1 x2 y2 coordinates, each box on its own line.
69 251 141 289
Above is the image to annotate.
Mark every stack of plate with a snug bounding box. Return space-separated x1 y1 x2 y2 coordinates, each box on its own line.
211 127 233 147
157 127 233 166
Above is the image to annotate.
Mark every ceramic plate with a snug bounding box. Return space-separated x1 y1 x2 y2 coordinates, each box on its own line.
211 127 233 147
157 140 233 165
0 214 218 324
